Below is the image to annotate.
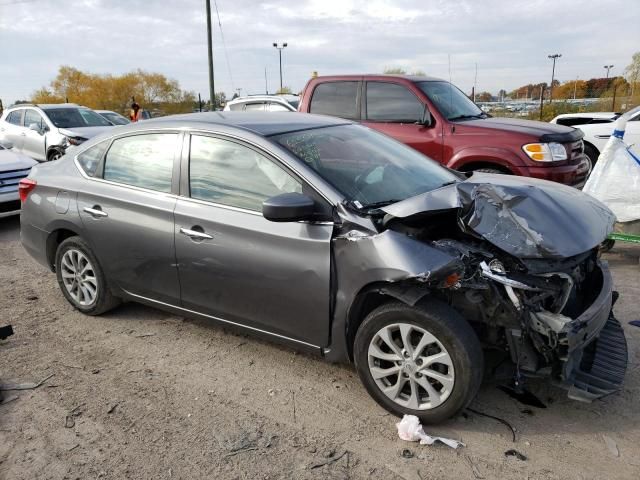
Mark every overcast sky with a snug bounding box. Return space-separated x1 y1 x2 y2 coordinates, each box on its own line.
1 0 638 104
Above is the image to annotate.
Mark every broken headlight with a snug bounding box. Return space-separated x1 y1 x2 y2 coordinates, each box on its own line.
522 142 567 162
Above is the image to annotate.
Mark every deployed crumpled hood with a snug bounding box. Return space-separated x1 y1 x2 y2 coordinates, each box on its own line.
58 126 113 139
381 173 615 259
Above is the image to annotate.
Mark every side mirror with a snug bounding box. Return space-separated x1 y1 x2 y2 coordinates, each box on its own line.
29 123 45 135
263 192 316 222
416 106 432 127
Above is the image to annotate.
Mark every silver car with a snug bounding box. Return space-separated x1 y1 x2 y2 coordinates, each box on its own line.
0 103 113 162
20 112 627 423
224 94 299 112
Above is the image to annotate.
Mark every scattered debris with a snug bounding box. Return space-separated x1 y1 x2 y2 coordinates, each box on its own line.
0 373 54 391
466 408 516 442
65 404 84 428
0 394 18 406
504 449 527 461
0 324 14 340
629 320 640 328
107 402 119 414
521 409 534 416
602 435 619 457
396 415 465 449
68 444 80 452
401 448 414 458
133 333 156 338
291 391 296 423
91 369 101 374
498 385 547 408
26 295 38 301
464 455 485 479
225 446 258 458
64 416 75 428
309 450 349 469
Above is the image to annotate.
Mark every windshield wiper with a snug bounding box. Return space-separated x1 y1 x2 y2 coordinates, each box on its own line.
359 199 403 210
448 114 486 121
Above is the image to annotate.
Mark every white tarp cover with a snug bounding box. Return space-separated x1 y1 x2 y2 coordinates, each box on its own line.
583 106 640 223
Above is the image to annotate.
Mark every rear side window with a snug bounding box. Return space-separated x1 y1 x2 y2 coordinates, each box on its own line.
77 140 109 177
6 110 23 125
228 103 244 111
366 82 423 122
103 133 177 192
189 135 302 211
309 82 359 119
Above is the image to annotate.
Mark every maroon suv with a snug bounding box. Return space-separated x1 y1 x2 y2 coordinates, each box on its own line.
298 75 590 187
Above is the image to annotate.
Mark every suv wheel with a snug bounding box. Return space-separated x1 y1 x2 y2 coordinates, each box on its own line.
55 236 120 315
47 149 63 162
354 300 483 424
583 144 599 172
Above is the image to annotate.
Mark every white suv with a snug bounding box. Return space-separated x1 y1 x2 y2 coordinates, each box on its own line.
223 95 299 112
0 103 113 162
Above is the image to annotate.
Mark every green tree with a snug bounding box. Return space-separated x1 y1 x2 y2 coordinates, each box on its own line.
383 67 406 74
276 86 293 94
476 91 493 102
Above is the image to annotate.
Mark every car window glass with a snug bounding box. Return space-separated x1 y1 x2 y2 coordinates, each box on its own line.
268 102 290 112
77 140 109 177
7 111 23 126
244 103 266 111
46 108 112 128
189 135 302 211
309 82 359 119
24 110 46 129
366 83 423 122
228 103 244 111
103 134 176 192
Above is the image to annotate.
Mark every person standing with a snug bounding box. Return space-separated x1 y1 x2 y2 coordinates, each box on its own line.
129 98 142 122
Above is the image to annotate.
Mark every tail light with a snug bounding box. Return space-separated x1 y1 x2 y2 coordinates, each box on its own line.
18 178 37 203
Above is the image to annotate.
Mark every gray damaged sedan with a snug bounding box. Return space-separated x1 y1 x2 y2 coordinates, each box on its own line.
20 112 627 423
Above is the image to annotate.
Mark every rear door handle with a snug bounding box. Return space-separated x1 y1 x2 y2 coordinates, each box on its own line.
180 227 213 240
83 206 108 218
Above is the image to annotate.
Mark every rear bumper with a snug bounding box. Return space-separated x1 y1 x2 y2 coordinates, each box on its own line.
20 220 51 270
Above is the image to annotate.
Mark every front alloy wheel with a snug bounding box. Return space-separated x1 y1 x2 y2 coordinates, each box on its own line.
368 323 455 410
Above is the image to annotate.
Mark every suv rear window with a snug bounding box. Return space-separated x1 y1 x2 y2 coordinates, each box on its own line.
309 82 359 120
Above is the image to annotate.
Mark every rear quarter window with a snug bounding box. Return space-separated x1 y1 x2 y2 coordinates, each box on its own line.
309 82 359 119
76 140 109 177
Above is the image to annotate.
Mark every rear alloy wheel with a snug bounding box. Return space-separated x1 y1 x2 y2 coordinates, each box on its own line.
583 144 599 173
48 150 63 162
55 236 120 315
354 301 483 424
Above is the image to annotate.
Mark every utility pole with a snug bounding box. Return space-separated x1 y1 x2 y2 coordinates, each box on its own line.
206 0 215 110
548 53 561 104
604 64 614 79
272 42 288 92
264 67 268 94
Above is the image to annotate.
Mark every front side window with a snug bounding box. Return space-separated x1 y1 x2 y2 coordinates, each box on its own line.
189 135 302 211
366 82 423 122
103 133 177 192
309 82 359 119
274 124 457 208
417 81 485 121
77 140 109 177
46 108 112 128
24 110 46 129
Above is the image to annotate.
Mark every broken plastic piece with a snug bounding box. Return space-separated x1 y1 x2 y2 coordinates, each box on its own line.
504 449 527 461
396 414 464 449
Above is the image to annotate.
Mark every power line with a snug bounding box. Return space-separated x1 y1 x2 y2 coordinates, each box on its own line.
213 0 235 93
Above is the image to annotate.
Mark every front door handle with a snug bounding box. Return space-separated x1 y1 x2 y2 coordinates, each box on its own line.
180 227 213 240
83 206 108 218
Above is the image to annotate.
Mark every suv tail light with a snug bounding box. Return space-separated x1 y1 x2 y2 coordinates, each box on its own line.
18 178 37 203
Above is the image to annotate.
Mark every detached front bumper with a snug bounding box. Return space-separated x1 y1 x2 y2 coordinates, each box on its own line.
556 262 628 401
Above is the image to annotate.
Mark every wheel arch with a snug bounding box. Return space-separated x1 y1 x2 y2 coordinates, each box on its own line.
46 226 81 270
345 282 432 361
46 145 65 162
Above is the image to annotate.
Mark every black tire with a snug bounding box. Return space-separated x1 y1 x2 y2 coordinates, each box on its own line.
354 300 483 424
47 149 63 162
600 238 615 252
583 144 599 172
55 236 120 315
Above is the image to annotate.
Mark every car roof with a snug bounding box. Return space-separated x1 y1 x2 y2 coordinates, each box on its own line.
138 111 351 136
311 74 445 82
228 95 294 104
554 112 618 119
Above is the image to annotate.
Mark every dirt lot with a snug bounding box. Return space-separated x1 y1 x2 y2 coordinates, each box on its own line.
1 215 639 480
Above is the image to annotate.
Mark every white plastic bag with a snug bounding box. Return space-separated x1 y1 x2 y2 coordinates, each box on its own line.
396 414 465 449
583 108 640 223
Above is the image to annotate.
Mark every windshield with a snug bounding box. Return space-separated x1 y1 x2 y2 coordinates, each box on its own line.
101 112 130 125
46 108 112 128
273 124 458 209
418 81 485 121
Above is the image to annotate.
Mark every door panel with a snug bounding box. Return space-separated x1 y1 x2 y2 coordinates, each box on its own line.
22 110 47 160
174 200 333 345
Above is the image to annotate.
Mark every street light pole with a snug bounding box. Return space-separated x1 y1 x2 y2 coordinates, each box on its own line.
604 64 614 79
548 53 561 104
272 42 288 92
206 0 215 110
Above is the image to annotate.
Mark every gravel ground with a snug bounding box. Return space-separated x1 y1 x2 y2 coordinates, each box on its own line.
1 214 639 480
